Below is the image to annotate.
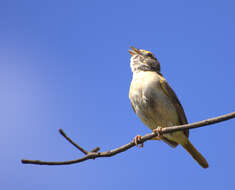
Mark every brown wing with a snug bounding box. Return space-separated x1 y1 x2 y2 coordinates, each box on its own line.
159 75 189 137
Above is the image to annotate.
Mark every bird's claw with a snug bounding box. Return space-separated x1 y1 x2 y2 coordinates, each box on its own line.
153 126 163 139
133 135 144 148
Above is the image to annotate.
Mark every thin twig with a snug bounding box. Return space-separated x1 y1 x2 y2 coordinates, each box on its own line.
90 147 100 153
59 129 88 155
21 111 235 166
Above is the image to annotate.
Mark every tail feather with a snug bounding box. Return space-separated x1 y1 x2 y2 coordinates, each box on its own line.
182 140 209 169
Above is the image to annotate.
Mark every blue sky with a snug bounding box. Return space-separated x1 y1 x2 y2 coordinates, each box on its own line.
1 0 235 189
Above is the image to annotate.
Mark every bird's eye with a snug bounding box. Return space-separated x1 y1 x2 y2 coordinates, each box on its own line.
147 53 153 57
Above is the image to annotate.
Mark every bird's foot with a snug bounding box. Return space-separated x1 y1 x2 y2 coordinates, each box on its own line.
152 126 163 140
133 135 144 148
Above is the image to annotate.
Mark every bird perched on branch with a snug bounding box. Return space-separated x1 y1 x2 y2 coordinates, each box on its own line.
128 46 208 168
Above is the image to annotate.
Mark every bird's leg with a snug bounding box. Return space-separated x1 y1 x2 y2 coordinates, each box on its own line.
133 135 144 148
152 126 163 140
133 127 163 147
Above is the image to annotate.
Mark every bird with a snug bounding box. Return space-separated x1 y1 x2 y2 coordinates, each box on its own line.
128 46 208 168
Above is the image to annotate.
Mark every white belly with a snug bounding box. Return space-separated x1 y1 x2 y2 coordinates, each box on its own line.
129 72 179 130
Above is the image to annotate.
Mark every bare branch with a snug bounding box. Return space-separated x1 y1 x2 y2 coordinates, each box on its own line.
21 111 235 166
59 129 88 155
90 147 100 153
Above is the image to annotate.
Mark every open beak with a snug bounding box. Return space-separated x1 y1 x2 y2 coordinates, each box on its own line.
128 46 140 56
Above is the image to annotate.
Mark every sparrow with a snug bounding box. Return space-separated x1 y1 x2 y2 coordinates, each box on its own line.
128 46 208 168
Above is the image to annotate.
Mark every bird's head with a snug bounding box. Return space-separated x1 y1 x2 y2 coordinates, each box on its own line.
128 46 160 73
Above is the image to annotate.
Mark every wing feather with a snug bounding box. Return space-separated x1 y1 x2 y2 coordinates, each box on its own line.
159 75 189 137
